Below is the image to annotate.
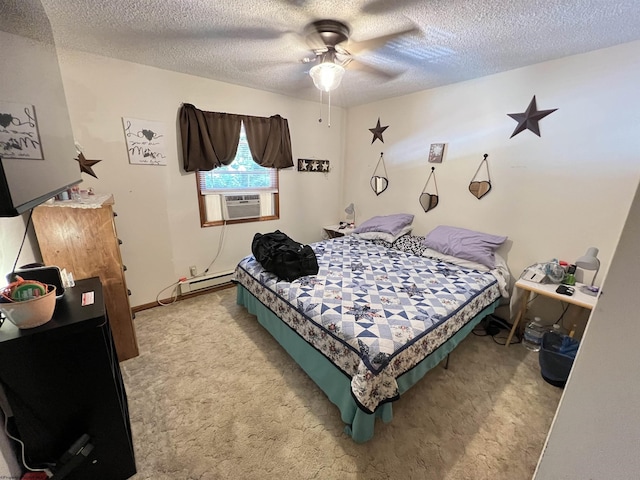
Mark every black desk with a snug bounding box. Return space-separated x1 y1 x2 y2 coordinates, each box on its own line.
0 277 136 480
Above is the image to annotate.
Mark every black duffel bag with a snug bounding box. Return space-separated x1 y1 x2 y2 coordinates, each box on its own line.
251 230 319 282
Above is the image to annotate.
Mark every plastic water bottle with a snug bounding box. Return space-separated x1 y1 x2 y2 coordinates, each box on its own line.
523 317 546 351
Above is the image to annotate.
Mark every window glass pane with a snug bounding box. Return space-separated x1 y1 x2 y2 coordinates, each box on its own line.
201 123 276 192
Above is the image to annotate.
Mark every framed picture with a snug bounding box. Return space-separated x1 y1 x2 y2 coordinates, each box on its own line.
298 158 330 172
122 117 168 165
0 102 43 160
428 143 446 163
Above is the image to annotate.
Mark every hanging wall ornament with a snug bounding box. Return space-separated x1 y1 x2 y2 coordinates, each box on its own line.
469 153 492 199
419 167 439 212
370 152 389 195
507 95 557 138
368 117 389 144
74 152 102 179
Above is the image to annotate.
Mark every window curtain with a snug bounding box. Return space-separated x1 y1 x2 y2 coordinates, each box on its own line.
179 103 294 172
242 115 293 169
179 103 242 172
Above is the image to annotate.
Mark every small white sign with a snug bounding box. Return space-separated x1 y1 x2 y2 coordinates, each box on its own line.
122 117 167 165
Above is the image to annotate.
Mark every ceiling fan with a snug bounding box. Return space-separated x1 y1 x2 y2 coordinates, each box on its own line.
300 19 417 93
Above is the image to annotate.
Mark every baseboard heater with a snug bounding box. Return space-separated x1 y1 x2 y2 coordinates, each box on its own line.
178 270 235 295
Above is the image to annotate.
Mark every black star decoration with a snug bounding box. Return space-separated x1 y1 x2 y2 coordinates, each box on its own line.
369 117 389 144
507 96 557 138
75 152 102 178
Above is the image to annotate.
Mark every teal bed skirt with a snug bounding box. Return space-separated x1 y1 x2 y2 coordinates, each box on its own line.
237 285 499 443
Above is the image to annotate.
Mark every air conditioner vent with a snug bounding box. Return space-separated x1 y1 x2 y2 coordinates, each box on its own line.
222 193 261 220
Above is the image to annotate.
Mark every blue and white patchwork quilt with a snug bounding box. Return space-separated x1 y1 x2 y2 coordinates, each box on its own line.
235 236 501 413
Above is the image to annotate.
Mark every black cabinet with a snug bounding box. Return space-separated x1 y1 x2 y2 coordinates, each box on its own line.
0 277 136 480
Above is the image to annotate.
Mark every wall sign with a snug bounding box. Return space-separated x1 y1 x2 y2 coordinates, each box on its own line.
122 117 168 165
0 102 43 160
298 158 330 172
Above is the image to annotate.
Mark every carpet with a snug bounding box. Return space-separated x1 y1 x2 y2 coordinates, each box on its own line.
122 286 561 480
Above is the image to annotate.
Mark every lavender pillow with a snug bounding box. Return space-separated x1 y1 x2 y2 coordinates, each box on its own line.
353 214 414 236
422 225 507 268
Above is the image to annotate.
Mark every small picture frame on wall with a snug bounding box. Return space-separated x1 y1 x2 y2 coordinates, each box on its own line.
428 143 446 163
298 158 330 172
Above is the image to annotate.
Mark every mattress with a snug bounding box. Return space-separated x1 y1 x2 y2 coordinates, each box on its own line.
234 235 502 413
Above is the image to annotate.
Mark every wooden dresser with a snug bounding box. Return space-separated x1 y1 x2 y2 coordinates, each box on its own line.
32 194 139 361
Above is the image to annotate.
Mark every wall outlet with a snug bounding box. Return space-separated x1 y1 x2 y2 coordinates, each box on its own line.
189 265 197 277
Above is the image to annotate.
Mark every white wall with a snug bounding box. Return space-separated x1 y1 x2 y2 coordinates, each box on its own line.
534 178 640 478
0 215 40 287
53 50 345 307
344 41 640 288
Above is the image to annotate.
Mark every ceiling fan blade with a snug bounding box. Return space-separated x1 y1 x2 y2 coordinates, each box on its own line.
347 58 401 80
197 26 290 41
348 26 420 55
360 0 423 15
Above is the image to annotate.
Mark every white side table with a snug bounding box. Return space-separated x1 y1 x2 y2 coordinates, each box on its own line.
322 224 355 239
505 278 599 347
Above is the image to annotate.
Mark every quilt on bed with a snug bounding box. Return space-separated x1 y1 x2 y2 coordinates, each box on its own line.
235 235 501 413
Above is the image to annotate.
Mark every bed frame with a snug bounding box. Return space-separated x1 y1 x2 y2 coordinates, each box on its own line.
237 285 499 442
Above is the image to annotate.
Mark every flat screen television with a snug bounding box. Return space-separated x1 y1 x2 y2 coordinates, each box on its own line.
0 0 81 217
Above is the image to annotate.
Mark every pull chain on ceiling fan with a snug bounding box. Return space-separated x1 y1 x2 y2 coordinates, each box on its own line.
305 20 350 127
301 18 418 126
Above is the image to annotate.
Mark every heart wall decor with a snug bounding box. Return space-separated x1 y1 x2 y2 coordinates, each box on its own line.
370 152 389 196
419 166 439 212
419 193 439 212
468 154 492 200
370 176 388 196
469 181 491 199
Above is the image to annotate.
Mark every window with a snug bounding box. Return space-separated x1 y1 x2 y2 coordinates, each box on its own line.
197 123 279 226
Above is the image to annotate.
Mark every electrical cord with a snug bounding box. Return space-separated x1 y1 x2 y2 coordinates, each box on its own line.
154 221 227 307
555 303 570 327
0 402 52 476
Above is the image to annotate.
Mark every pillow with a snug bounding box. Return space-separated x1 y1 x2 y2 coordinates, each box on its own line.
422 225 507 269
353 214 414 236
393 234 427 256
354 224 413 243
422 248 491 272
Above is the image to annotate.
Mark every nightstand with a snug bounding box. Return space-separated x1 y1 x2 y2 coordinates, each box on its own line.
322 224 356 239
505 278 599 347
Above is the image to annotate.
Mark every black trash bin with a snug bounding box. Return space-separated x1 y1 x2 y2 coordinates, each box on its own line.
538 331 579 388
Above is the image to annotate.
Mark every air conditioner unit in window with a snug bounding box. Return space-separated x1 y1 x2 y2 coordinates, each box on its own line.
222 194 261 220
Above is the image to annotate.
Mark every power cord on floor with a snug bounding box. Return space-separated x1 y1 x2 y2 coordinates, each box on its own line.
473 315 521 346
154 221 227 307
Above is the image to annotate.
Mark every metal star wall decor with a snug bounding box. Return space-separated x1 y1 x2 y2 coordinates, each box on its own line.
74 152 102 178
507 95 557 138
369 117 389 144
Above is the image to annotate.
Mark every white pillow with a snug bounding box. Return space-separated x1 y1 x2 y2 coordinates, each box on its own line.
354 225 413 243
422 247 491 271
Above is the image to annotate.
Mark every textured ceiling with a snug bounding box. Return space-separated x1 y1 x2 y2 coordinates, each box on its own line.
24 0 640 107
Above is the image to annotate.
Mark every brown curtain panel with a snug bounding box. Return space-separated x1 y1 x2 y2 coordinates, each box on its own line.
179 104 293 172
179 103 242 172
242 115 294 169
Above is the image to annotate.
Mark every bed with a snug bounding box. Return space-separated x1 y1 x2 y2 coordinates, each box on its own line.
234 223 510 443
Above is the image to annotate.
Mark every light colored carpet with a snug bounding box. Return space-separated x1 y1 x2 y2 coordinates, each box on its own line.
122 286 562 480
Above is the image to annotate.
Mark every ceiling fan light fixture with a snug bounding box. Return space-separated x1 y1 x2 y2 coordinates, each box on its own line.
309 62 345 92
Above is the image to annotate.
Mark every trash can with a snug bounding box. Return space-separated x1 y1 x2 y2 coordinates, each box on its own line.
538 331 579 388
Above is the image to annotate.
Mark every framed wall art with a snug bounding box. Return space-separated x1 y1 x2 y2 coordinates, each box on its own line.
298 158 330 172
428 143 446 163
122 117 168 165
0 102 43 160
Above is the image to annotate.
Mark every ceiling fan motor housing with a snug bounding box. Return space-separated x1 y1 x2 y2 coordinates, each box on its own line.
306 19 350 48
